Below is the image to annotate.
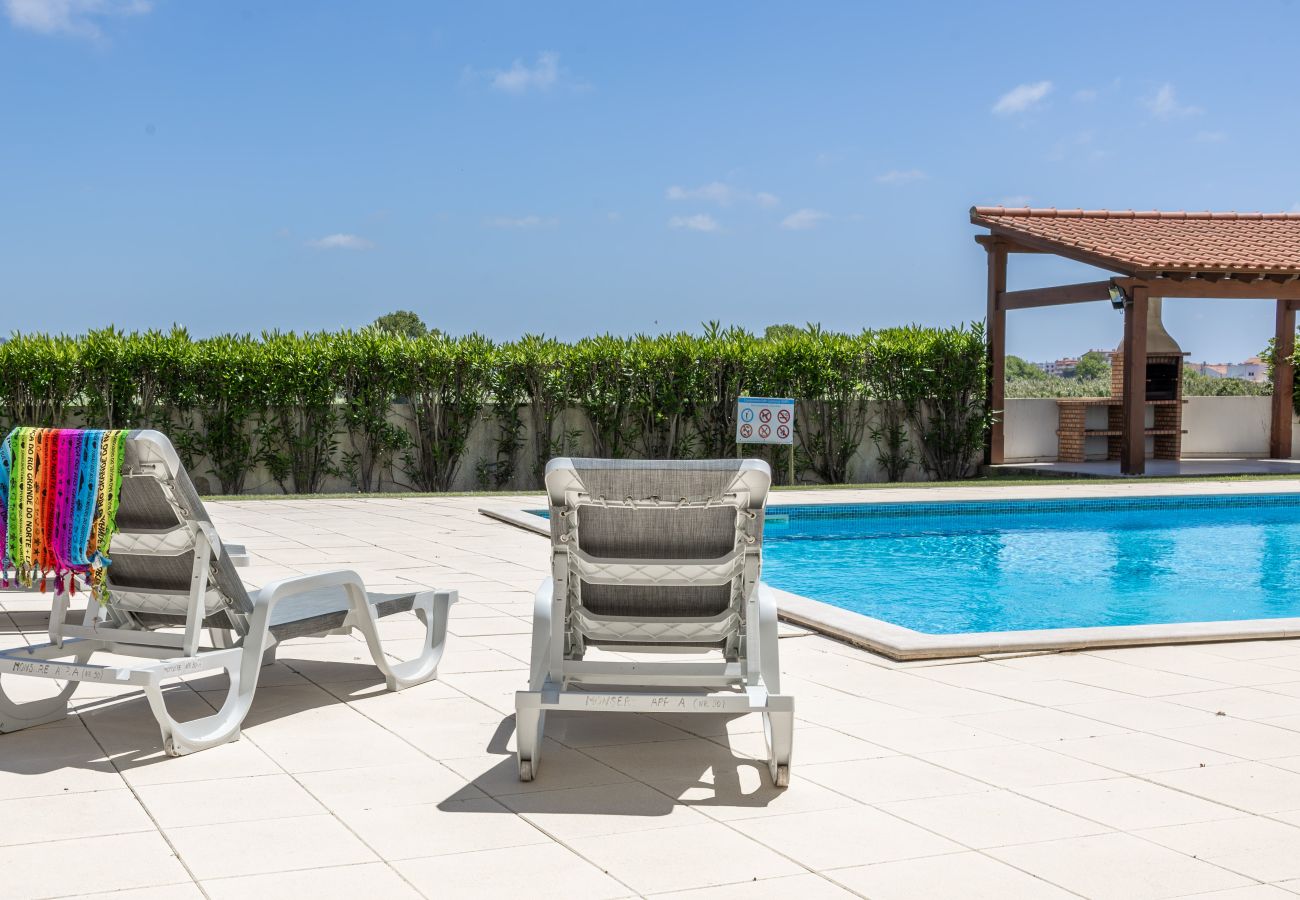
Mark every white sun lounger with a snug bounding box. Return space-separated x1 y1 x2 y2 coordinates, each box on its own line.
516 457 793 786
0 430 455 756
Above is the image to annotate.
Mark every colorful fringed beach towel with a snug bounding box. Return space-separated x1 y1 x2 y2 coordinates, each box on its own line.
0 428 126 600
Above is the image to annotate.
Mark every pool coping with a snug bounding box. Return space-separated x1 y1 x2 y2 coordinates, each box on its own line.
479 483 1300 661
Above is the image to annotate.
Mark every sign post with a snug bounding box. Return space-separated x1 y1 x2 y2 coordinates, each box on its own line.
736 396 796 485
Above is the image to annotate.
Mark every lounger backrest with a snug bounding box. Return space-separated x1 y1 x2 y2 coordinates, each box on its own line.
101 431 253 633
544 458 770 620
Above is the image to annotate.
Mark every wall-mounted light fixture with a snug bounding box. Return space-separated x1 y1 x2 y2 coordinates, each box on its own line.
1108 283 1129 311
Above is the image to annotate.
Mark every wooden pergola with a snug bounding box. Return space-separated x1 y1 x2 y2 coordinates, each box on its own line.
972 207 1300 475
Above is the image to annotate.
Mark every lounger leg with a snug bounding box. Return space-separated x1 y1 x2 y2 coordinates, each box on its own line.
515 691 545 781
0 645 94 733
349 589 455 691
763 710 793 788
145 637 270 756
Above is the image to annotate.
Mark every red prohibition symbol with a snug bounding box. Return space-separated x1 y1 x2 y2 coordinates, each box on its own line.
739 423 753 438
758 424 771 438
777 408 791 424
776 424 790 439
759 409 772 423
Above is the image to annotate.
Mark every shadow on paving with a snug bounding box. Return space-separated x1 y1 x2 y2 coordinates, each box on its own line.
440 711 788 815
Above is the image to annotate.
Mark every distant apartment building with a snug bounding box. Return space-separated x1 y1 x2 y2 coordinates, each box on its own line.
1036 357 1080 376
1188 358 1268 382
1229 357 1268 382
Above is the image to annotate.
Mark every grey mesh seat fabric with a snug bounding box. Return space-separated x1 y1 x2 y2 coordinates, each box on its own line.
0 430 455 756
516 457 794 787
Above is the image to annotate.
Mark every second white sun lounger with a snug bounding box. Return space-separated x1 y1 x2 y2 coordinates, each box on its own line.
516 457 793 786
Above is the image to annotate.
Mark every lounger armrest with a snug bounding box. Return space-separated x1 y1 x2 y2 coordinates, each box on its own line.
252 569 367 611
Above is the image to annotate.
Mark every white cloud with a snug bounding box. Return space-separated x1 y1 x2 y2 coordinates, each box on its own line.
1145 83 1203 119
1194 130 1226 143
999 195 1033 208
781 209 829 230
993 81 1053 115
489 51 562 94
1073 88 1098 102
669 214 719 233
667 182 731 203
306 233 375 251
666 182 779 207
4 0 150 38
484 215 558 229
874 169 927 185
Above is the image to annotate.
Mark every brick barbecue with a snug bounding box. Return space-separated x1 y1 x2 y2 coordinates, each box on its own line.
1056 298 1186 463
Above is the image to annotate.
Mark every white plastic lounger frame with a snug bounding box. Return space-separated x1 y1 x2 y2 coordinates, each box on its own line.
0 430 455 756
516 457 793 786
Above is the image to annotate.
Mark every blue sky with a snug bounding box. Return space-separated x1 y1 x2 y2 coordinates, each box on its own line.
3 0 1299 362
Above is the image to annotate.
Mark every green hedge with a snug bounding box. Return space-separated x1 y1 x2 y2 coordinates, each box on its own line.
0 324 990 492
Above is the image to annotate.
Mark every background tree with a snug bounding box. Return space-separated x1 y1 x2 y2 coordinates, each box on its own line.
764 323 813 341
372 310 429 339
1005 355 1046 380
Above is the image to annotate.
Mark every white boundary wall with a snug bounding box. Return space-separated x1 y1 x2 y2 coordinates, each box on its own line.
176 395 1297 494
1004 396 1300 463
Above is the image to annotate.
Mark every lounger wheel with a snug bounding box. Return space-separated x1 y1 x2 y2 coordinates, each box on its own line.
519 757 535 781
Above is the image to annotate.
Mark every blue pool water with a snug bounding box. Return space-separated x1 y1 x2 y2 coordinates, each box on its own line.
760 495 1300 634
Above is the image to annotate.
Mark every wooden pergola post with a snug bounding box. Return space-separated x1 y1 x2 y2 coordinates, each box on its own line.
1120 283 1149 475
984 239 1008 466
1271 298 1296 459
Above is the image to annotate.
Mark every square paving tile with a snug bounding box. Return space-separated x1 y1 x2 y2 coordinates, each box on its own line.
800 755 988 805
879 789 1110 848
0 831 192 898
830 851 1078 899
165 813 378 880
499 780 708 839
1024 776 1240 830
730 804 960 869
989 832 1253 899
135 773 326 828
567 821 802 894
920 742 1116 788
1138 816 1300 882
202 863 422 900
1155 719 1300 760
1048 731 1239 774
394 842 629 899
338 796 551 860
652 873 858 899
1149 761 1300 814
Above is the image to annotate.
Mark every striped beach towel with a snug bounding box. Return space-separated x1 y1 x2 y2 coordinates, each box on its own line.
0 428 126 598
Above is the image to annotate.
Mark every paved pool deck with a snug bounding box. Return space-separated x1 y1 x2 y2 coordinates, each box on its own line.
6 481 1300 898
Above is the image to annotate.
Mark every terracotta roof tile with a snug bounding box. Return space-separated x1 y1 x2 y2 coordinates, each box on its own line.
970 207 1300 274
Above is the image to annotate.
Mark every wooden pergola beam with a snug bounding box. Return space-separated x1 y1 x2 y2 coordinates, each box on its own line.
1272 299 1296 460
974 226 1138 275
1120 284 1150 475
998 281 1112 310
974 234 1045 254
1115 277 1300 300
985 240 1008 465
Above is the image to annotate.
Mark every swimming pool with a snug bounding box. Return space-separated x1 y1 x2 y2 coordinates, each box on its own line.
762 494 1300 634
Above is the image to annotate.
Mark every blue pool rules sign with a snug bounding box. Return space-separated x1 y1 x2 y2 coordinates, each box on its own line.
736 397 795 445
